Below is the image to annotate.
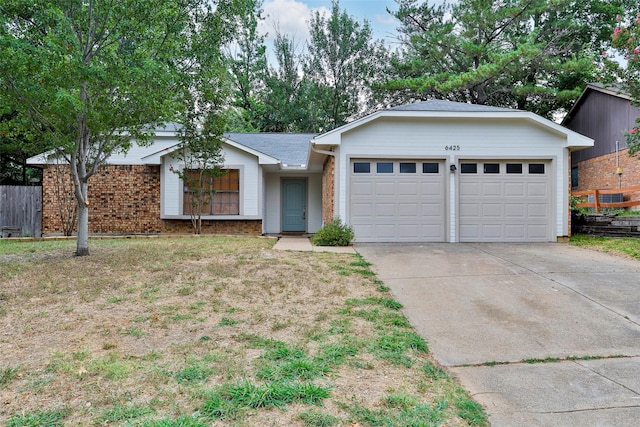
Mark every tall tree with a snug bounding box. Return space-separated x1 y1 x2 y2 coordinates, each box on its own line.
225 0 268 131
304 0 388 131
613 8 640 155
259 31 315 132
0 0 244 255
384 0 627 118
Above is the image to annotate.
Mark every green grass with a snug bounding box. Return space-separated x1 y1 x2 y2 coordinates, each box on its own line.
6 408 70 427
134 416 209 427
299 409 341 427
570 235 640 260
201 380 331 419
174 364 215 384
1 237 487 426
1 367 20 388
100 404 154 422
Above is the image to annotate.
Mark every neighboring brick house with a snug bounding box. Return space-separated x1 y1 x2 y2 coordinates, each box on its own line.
30 100 592 242
563 83 640 193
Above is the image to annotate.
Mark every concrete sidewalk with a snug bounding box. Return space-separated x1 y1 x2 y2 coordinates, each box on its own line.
356 243 640 427
273 236 356 253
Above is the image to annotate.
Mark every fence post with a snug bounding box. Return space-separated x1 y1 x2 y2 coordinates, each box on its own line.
594 189 600 214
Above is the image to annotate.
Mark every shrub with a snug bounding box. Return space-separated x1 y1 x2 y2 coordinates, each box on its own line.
311 219 354 246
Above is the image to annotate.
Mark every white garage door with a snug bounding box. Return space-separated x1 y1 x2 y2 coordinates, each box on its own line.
349 159 446 242
459 160 552 242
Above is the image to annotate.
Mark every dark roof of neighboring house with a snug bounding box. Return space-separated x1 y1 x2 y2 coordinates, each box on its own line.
224 132 316 166
388 99 519 113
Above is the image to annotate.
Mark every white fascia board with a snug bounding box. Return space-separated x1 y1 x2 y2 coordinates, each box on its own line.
153 138 280 166
141 143 181 164
312 109 594 149
222 138 280 165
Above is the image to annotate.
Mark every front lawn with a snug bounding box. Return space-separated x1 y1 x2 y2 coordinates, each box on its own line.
570 235 640 260
0 237 487 426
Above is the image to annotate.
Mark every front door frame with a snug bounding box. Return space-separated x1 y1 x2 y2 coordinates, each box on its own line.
281 178 307 232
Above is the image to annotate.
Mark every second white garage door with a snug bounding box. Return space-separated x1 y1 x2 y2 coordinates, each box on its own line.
349 159 446 242
458 160 552 242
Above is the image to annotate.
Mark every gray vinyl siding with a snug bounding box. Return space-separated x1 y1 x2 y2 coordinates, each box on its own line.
565 90 640 164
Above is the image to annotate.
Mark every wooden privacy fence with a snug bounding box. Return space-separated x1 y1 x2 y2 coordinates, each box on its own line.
0 186 42 237
572 186 640 213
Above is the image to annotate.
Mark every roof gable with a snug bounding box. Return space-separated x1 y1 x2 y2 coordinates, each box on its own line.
313 100 592 150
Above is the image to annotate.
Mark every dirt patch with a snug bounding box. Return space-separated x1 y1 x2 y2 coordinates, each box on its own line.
0 237 484 426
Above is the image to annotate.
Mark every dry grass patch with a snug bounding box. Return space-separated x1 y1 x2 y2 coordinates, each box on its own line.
0 237 486 426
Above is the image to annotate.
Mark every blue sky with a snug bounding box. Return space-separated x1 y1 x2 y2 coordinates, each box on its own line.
259 0 401 47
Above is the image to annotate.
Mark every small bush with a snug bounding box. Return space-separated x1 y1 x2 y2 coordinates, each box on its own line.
311 219 354 246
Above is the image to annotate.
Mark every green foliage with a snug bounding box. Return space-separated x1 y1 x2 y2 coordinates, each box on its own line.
304 1 388 131
6 409 70 427
174 365 215 384
299 409 340 427
0 0 245 254
385 0 627 118
0 367 19 387
100 404 153 422
454 393 489 426
135 416 209 427
201 380 331 419
570 235 640 260
311 218 354 246
612 7 640 155
349 399 447 427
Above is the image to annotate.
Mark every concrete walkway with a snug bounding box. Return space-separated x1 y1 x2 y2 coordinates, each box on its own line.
356 243 640 426
272 236 356 253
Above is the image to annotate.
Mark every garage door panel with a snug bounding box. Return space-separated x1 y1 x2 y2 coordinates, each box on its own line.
528 224 548 239
505 182 525 196
482 224 503 239
505 225 526 239
460 202 481 216
398 224 419 238
460 182 480 196
375 182 396 195
459 160 551 242
505 203 525 217
527 203 548 217
482 182 502 196
482 203 502 217
350 159 446 242
375 224 397 238
398 203 419 216
398 182 419 195
527 182 548 197
422 202 443 216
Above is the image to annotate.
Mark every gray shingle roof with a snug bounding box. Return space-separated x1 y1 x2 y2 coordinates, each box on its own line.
388 100 519 113
224 133 316 166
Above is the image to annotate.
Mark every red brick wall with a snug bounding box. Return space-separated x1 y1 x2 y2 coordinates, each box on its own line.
42 164 262 235
162 219 262 234
573 148 640 207
574 148 640 192
321 155 335 225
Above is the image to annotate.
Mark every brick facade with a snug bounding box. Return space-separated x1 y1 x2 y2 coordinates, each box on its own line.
42 164 262 236
321 155 335 224
574 148 640 192
573 148 640 211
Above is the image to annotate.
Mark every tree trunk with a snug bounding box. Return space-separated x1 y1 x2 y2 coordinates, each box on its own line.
75 181 90 256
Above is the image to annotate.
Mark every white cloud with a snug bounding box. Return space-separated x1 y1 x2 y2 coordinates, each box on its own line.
260 0 330 44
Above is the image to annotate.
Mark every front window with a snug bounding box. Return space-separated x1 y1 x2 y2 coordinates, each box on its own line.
183 169 239 215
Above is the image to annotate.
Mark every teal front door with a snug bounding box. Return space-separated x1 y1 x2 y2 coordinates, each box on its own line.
282 179 307 232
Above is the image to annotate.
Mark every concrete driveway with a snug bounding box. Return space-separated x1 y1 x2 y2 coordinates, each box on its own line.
355 243 640 426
